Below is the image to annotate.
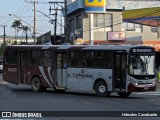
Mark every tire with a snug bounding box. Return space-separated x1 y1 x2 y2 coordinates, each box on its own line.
31 77 42 92
117 92 131 98
95 81 110 97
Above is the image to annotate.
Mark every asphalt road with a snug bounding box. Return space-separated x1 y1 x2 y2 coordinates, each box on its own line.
0 73 160 120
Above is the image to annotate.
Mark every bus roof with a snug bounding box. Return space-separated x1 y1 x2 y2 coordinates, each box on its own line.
4 45 154 53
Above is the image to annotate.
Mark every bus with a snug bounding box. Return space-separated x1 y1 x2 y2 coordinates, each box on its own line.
3 45 156 97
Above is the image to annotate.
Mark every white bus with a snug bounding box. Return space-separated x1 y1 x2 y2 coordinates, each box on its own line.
3 45 156 97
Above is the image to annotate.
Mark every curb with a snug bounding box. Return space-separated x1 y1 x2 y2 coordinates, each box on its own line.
156 79 160 92
0 80 7 84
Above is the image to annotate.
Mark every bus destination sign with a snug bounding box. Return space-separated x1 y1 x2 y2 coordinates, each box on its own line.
131 48 153 53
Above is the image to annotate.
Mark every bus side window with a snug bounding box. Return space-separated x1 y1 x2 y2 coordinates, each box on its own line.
83 59 87 67
30 50 41 65
96 51 112 69
83 51 95 68
68 51 81 68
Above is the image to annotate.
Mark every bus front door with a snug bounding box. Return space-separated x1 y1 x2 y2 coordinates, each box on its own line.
55 53 67 88
19 52 28 84
114 54 126 91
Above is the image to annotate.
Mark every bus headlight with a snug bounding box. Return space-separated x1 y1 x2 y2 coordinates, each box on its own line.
132 81 138 86
152 81 156 85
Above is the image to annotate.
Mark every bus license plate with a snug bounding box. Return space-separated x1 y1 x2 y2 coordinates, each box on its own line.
144 87 149 90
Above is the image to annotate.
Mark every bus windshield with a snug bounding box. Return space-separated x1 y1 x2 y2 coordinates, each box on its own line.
129 54 155 76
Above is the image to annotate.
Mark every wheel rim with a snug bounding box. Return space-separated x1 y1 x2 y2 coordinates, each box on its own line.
35 80 39 88
33 79 40 90
99 85 106 93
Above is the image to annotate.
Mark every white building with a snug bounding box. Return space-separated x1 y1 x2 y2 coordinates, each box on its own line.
0 36 34 45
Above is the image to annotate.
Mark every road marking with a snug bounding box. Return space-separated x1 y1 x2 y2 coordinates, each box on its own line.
135 92 160 96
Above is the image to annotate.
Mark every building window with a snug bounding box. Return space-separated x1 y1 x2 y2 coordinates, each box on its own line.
76 14 82 38
122 22 142 32
151 27 157 32
69 18 75 41
93 13 112 31
105 14 112 27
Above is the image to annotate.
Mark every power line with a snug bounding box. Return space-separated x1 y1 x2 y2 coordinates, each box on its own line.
16 2 29 16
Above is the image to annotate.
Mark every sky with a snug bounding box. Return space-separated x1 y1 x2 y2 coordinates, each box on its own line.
0 0 160 40
0 0 64 39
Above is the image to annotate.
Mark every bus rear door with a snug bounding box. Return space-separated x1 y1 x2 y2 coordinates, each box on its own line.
114 53 127 91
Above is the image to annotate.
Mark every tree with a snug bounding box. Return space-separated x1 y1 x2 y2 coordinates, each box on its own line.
11 20 22 40
22 25 31 43
0 39 20 57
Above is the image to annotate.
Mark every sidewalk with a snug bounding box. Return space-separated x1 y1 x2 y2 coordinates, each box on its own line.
156 80 160 91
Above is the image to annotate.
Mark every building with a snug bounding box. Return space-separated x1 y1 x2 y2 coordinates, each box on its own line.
66 0 160 67
0 36 34 45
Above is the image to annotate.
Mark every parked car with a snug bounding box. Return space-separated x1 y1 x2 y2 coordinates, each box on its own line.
0 60 3 72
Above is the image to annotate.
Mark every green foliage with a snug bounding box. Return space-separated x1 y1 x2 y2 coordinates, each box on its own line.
0 40 20 57
0 19 31 57
0 43 6 57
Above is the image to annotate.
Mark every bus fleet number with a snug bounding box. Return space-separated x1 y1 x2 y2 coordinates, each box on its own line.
8 68 17 72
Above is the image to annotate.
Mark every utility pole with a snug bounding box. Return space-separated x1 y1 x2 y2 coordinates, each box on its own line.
25 0 36 43
3 25 6 44
49 1 65 44
0 25 7 44
64 0 68 43
26 33 28 43
33 0 36 43
54 11 57 44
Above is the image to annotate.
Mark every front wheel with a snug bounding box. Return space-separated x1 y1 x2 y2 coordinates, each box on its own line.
31 77 42 92
117 92 131 98
95 81 111 97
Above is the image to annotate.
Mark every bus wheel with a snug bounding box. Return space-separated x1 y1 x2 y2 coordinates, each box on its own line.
31 77 42 92
95 81 110 97
117 92 131 98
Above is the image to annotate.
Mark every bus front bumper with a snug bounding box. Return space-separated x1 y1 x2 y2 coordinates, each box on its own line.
128 82 156 92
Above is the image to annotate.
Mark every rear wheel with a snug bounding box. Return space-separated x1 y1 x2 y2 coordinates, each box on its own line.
31 77 42 92
117 92 131 98
95 81 110 97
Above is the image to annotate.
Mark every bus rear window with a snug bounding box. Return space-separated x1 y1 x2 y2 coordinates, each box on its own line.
6 50 17 64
